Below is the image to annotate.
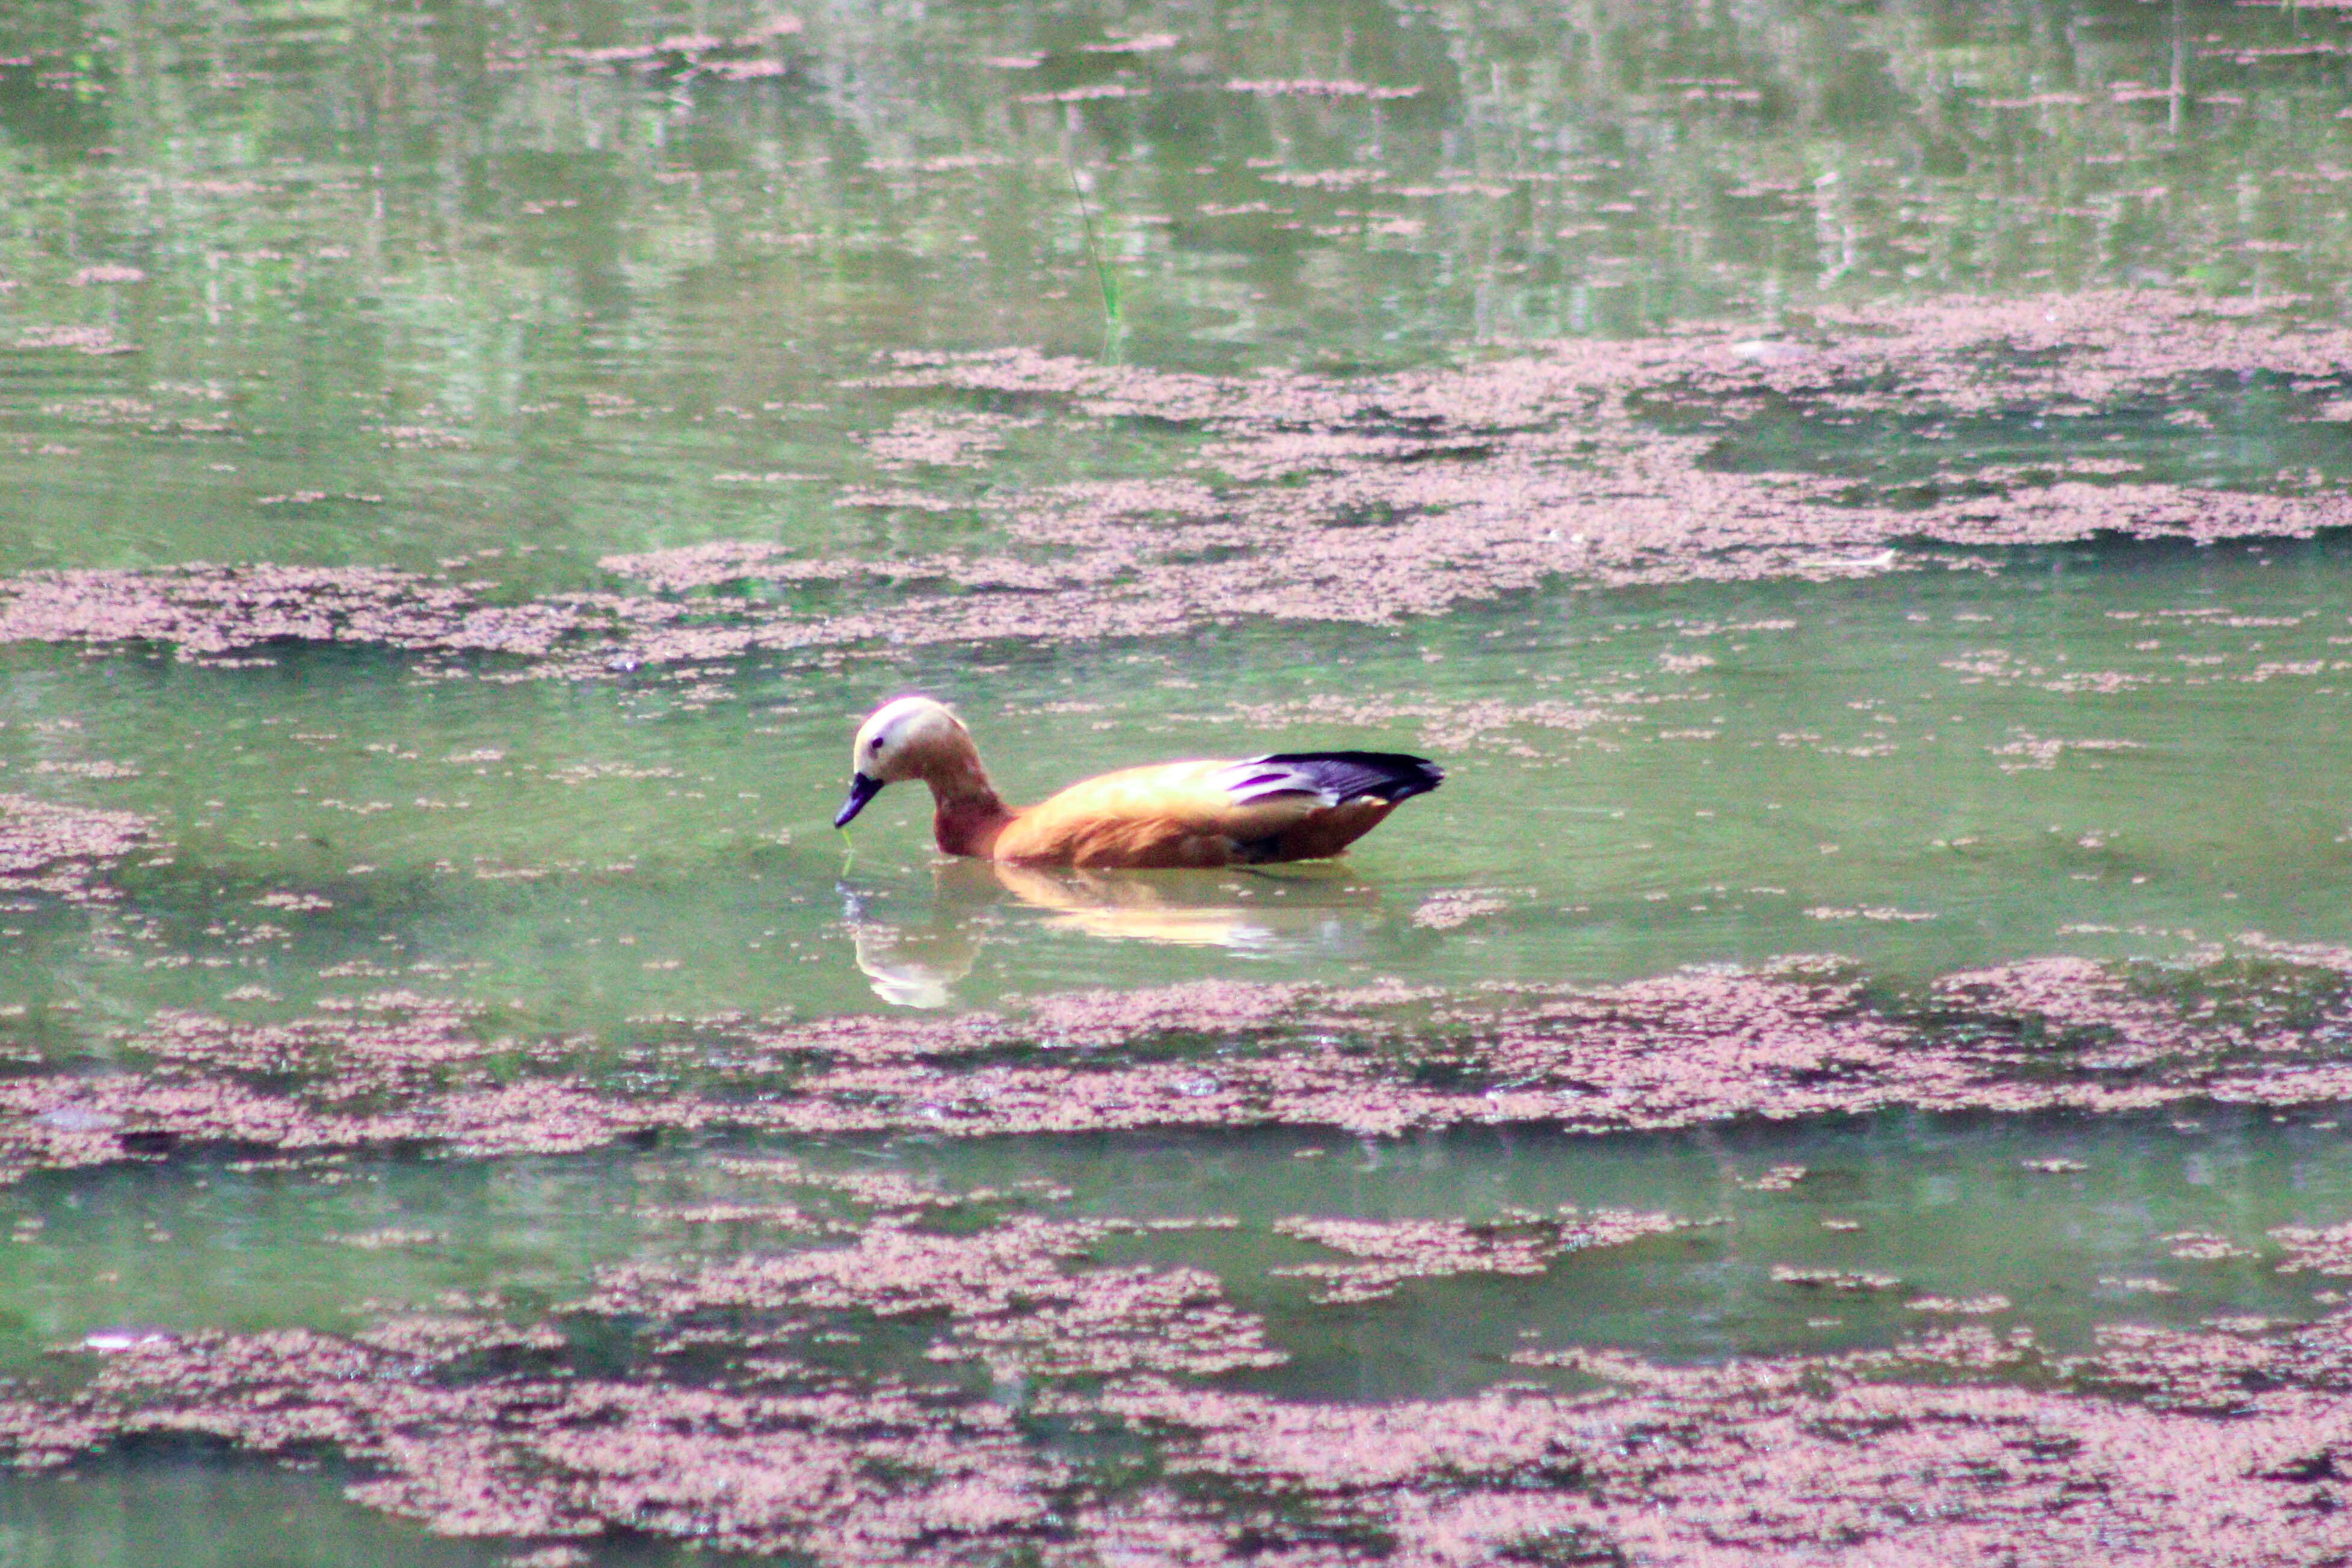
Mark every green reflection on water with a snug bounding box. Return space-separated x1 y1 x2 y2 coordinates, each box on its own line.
0 1460 522 1568
0 0 2345 587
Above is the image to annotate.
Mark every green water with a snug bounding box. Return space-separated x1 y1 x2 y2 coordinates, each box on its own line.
0 1462 520 1568
5 543 2352 1030
2 0 2352 1557
1 1114 2338 1382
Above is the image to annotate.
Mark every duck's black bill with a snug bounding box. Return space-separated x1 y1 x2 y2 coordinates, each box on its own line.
834 772 885 828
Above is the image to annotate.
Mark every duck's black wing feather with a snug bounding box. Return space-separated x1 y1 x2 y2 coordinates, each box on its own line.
1212 751 1445 806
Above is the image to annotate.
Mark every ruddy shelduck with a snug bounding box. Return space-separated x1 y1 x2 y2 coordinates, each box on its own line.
832 695 1442 868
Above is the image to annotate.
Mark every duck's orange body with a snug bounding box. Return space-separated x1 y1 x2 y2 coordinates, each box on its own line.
938 760 1405 868
834 697 1441 870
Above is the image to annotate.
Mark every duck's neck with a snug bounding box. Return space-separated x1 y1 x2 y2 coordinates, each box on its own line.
924 758 1015 859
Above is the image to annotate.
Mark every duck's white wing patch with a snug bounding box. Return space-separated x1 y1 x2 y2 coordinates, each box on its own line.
1208 758 1344 808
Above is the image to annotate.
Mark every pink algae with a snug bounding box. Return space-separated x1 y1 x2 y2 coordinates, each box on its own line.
0 940 2343 1562
1223 78 1424 99
0 1214 2345 1566
0 564 586 663
5 950 2352 1181
567 291 2352 665
1271 1208 1693 1303
0 794 145 903
3 292 2350 679
2273 1220 2352 1277
580 1213 1284 1380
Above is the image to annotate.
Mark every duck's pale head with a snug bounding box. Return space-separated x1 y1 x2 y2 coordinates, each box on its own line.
834 695 973 827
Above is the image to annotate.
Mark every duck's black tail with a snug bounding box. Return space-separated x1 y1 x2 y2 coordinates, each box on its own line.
1244 751 1445 805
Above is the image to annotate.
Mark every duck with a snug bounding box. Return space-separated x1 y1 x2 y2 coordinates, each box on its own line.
831 695 1442 869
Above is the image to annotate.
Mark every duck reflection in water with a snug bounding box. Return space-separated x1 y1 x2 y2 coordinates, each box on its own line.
843 856 1385 1009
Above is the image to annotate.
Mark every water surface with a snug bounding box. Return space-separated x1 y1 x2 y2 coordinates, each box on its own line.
1 0 2350 1560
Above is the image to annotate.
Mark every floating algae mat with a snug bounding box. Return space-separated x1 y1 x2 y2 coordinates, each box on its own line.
2 0 2352 1559
0 1115 2345 1383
